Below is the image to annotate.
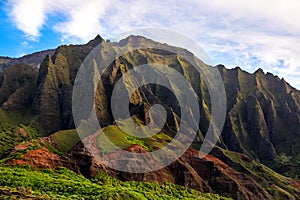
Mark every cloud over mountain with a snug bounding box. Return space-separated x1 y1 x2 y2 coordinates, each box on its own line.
5 0 300 88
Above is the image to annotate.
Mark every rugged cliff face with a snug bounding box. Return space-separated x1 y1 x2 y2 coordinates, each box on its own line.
31 36 104 132
0 35 300 199
0 64 38 110
66 141 299 200
220 66 300 161
0 50 55 71
23 34 299 162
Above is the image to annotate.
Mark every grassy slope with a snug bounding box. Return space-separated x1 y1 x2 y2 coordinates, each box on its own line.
1 110 298 199
51 116 175 155
0 165 230 200
0 108 38 157
51 129 80 153
97 124 172 153
219 148 300 199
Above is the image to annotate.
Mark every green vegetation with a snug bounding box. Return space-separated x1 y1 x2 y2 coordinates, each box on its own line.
97 121 175 154
0 108 35 125
220 148 299 199
270 153 300 181
98 125 152 152
51 129 80 154
0 108 38 158
0 64 38 109
0 35 300 199
0 138 52 164
0 165 230 199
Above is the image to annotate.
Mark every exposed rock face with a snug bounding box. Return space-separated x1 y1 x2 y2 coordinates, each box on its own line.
0 50 55 71
32 37 103 132
0 64 38 110
0 57 11 68
7 134 299 199
67 142 299 200
219 66 300 162
1 35 300 199
2 35 298 164
6 147 78 172
66 142 107 178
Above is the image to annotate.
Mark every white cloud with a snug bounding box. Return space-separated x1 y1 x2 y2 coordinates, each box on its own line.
6 0 111 42
52 0 110 42
8 0 48 40
5 0 300 88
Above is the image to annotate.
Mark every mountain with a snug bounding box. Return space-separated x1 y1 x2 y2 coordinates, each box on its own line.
0 49 55 71
0 35 299 199
220 66 300 163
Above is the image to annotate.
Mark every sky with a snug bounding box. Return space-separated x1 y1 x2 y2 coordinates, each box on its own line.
0 0 300 88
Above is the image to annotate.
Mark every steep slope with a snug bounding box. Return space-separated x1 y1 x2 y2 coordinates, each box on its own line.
0 35 299 199
219 66 300 174
0 56 11 67
0 50 55 71
62 122 299 200
67 140 299 200
32 36 104 133
0 64 38 111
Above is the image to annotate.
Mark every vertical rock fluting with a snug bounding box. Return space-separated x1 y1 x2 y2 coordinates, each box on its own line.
32 37 103 133
220 67 300 162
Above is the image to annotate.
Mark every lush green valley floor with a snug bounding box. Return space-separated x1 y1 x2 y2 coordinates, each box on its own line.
0 165 230 199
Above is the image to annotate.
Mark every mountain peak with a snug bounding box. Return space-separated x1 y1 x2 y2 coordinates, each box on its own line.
254 68 264 75
118 35 158 47
1 35 300 199
216 64 225 69
234 66 242 70
87 35 104 47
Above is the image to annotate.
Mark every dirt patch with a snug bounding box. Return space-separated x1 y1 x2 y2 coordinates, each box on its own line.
19 128 28 137
6 147 78 172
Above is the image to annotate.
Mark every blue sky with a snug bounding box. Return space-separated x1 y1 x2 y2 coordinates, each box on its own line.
0 0 300 88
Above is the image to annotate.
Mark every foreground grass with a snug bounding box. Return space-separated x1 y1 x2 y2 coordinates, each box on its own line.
0 165 230 199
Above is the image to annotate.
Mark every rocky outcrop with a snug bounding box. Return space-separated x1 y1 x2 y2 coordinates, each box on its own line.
66 142 299 200
6 147 78 172
1 34 300 199
2 35 298 165
0 56 11 69
31 36 103 133
6 130 299 199
0 64 38 110
220 65 300 164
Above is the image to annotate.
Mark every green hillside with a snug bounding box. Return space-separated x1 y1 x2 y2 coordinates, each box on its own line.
0 165 230 200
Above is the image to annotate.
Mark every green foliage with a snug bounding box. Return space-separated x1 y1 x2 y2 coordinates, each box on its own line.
98 125 151 153
43 142 64 156
0 109 39 158
0 165 230 199
0 64 38 108
221 148 299 199
278 153 292 165
97 122 175 154
0 139 46 163
51 129 80 154
269 153 300 181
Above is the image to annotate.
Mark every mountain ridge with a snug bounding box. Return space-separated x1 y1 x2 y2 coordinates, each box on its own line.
0 49 55 71
0 35 299 199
